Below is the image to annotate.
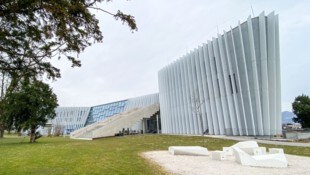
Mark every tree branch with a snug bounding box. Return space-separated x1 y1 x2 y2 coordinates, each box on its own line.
87 6 115 16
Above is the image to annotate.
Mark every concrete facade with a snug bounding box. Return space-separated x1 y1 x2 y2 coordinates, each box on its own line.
158 12 281 136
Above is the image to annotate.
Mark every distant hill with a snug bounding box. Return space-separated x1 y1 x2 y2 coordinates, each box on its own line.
282 111 296 124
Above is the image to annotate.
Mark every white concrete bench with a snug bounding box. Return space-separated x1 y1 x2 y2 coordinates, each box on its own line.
223 141 265 156
269 148 284 154
241 147 266 155
233 146 288 168
168 146 209 156
212 151 226 160
224 147 266 156
232 141 259 148
223 147 234 156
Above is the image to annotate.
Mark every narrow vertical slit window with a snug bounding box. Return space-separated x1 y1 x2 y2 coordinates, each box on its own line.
217 78 221 97
233 73 238 93
229 75 234 94
214 57 217 74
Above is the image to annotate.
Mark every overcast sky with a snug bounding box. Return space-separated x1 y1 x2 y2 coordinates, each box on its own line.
48 0 310 112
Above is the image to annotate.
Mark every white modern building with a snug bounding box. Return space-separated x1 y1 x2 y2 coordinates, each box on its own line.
158 12 281 136
52 12 281 138
50 93 159 137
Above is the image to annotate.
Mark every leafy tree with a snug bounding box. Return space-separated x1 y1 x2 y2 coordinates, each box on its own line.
0 0 137 138
1 80 58 143
292 94 310 128
0 71 10 137
0 0 137 79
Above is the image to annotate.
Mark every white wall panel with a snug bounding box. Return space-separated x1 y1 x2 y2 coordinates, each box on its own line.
176 60 185 134
213 37 231 135
247 17 264 135
195 47 208 133
267 12 277 135
275 15 282 135
203 43 220 135
230 28 247 135
184 56 194 133
172 63 181 134
198 46 214 134
158 12 281 136
209 41 226 134
190 50 201 134
218 34 236 135
187 52 199 134
224 31 242 135
180 57 191 134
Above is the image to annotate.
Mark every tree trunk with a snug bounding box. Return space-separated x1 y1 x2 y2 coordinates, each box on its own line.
199 113 204 137
0 71 5 100
0 123 4 138
30 127 36 143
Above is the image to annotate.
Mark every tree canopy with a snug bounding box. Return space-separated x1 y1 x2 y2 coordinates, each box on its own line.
0 0 137 79
0 79 58 142
292 94 310 128
0 0 137 138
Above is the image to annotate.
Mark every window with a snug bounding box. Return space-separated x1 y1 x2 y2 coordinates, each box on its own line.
217 79 221 97
229 75 234 94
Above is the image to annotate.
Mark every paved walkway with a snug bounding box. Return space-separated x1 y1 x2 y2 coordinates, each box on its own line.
205 135 310 147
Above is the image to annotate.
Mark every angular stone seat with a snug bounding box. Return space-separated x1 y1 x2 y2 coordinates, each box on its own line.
212 151 226 160
232 141 259 148
241 147 266 155
269 148 284 154
168 146 209 156
223 141 261 156
232 146 288 168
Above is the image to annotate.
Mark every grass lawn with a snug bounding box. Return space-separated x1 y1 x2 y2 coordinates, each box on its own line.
0 134 310 175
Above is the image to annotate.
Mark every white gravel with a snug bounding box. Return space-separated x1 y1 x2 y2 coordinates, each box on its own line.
143 151 310 175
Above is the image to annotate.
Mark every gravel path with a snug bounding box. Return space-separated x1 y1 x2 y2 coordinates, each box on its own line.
143 151 310 175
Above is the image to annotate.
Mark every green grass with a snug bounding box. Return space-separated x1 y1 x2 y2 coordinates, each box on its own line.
0 135 309 175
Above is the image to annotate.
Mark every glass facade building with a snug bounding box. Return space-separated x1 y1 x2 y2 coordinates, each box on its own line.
51 93 159 134
86 100 127 125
